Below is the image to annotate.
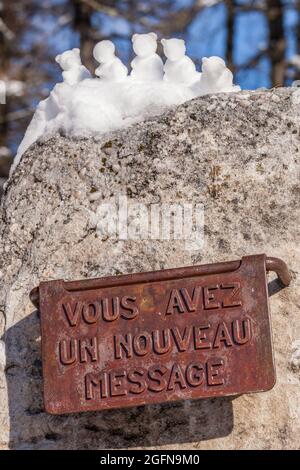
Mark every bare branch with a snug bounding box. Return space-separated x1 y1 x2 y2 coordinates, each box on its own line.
76 0 124 18
235 49 267 71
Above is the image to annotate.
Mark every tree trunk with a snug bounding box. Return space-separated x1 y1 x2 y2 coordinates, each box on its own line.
225 0 235 72
266 0 285 86
72 0 94 71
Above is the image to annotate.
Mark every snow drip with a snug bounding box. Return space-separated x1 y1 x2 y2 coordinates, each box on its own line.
12 33 240 173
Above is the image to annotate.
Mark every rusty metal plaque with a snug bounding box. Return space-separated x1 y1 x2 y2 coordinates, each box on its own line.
30 254 290 415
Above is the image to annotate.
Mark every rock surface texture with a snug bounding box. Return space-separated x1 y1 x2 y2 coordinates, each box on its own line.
0 88 299 449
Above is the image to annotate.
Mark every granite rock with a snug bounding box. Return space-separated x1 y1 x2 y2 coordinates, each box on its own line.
0 87 299 449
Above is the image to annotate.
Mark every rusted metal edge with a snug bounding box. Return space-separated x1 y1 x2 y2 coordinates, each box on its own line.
30 259 240 308
29 255 291 309
265 256 291 287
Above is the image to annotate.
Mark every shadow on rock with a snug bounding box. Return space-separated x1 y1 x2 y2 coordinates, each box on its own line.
4 310 234 449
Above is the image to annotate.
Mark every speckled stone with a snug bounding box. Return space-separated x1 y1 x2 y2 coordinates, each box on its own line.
0 87 299 449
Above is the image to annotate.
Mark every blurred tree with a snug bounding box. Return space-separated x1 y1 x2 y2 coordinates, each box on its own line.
266 0 285 86
0 0 299 195
0 0 60 194
225 0 235 71
72 0 95 70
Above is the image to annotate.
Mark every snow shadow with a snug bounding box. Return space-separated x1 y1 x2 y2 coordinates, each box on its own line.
4 309 234 449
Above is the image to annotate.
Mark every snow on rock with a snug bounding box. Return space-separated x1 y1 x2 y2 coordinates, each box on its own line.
93 40 128 81
12 34 240 174
131 33 164 81
55 48 91 85
162 38 200 85
195 57 241 95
